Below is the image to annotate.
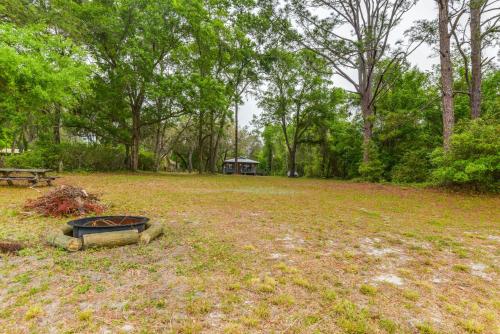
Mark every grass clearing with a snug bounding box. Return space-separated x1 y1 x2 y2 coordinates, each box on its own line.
0 173 499 333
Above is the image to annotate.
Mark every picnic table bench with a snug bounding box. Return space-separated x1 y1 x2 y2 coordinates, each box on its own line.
0 168 60 186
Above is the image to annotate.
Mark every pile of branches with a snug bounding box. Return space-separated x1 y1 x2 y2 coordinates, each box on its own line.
24 185 106 217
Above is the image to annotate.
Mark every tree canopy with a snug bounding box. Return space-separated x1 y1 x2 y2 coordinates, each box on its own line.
0 0 498 190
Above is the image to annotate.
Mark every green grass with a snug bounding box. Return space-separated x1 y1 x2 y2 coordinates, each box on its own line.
0 173 498 333
360 284 378 296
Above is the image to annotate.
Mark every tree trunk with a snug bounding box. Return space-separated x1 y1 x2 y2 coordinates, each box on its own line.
197 111 204 174
208 110 215 173
153 122 162 172
288 146 297 178
131 109 141 171
21 129 28 152
320 139 328 178
359 47 374 164
188 146 193 173
53 105 61 145
10 135 17 153
213 111 228 173
360 89 374 162
125 144 130 169
266 144 273 175
234 100 239 175
470 0 482 119
438 0 455 151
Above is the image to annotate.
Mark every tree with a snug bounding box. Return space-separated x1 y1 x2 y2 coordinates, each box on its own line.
144 74 192 171
452 0 499 119
436 0 456 151
259 49 334 177
224 7 260 175
431 118 499 191
258 124 289 176
175 0 232 173
0 23 89 151
373 62 442 181
290 0 419 163
66 0 181 170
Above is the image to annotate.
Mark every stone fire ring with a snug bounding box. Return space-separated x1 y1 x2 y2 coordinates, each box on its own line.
46 221 164 251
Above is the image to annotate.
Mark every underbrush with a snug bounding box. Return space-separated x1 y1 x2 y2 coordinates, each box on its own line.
4 143 155 171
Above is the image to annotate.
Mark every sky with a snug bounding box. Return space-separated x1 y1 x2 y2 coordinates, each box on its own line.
238 0 499 127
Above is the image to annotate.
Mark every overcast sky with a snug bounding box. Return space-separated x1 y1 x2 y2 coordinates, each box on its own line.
238 0 499 127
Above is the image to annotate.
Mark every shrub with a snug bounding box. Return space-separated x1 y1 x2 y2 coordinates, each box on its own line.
391 149 432 183
139 150 155 171
5 149 47 169
5 143 157 171
359 142 385 182
431 119 499 192
58 143 126 171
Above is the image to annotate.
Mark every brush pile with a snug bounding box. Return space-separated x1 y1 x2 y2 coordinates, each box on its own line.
24 185 106 217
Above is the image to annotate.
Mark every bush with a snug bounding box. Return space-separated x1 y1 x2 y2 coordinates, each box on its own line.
138 151 155 171
58 143 126 171
391 149 432 183
431 119 499 192
5 148 50 169
5 143 157 171
358 142 385 182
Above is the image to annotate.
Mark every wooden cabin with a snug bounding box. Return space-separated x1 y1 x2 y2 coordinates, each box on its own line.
223 157 259 175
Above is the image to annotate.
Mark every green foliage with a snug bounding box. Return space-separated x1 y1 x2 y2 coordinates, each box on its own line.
259 48 338 176
5 143 157 171
358 142 385 182
328 119 363 179
0 23 89 111
258 125 288 175
57 144 126 171
0 22 90 149
138 151 156 171
481 70 500 119
431 119 500 191
0 0 497 188
4 150 46 169
373 64 441 181
391 150 432 183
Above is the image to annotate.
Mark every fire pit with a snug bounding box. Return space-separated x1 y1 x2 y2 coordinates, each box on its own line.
47 216 163 251
68 216 149 238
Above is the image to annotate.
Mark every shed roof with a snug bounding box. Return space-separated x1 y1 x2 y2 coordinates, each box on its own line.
224 157 259 164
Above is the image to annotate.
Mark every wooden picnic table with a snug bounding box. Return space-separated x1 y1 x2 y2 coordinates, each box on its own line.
0 168 59 186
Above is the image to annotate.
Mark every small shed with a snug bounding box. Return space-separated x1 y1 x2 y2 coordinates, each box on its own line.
223 157 259 175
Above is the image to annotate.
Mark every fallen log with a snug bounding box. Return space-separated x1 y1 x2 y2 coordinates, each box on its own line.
60 224 73 236
47 232 82 252
139 222 164 245
82 230 139 249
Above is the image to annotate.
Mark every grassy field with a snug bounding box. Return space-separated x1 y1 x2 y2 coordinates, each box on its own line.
0 173 499 334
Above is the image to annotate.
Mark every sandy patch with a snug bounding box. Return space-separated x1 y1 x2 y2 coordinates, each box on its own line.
470 263 493 281
373 274 404 286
